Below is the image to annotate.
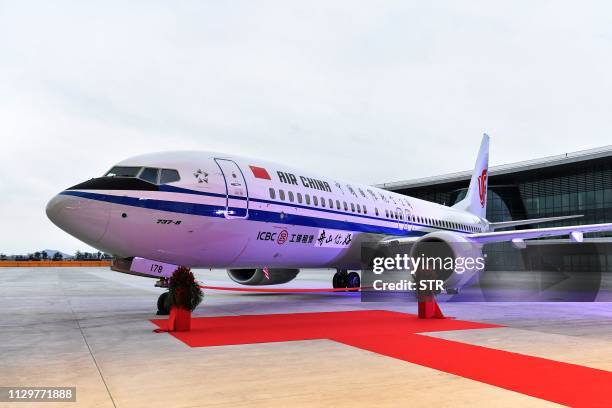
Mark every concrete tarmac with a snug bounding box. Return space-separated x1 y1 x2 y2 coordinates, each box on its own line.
0 267 611 407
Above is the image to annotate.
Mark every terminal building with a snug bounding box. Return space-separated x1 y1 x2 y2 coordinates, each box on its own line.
379 146 612 300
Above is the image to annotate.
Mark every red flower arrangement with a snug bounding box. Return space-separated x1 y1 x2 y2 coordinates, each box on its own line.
168 266 203 311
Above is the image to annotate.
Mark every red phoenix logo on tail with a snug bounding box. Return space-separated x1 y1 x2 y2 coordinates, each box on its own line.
477 169 487 208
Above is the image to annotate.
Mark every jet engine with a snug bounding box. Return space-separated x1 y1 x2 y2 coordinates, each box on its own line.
227 268 300 285
408 231 484 291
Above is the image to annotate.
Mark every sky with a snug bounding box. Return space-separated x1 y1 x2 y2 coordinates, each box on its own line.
1 1 611 254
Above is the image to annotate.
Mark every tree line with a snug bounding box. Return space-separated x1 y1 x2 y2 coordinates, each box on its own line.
0 251 112 261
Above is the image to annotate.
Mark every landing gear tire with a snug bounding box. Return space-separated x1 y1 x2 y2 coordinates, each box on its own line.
347 272 360 291
333 270 349 289
157 292 170 315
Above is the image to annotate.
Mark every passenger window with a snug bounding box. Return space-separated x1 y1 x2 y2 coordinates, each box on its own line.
375 208 379 216
288 191 294 202
279 190 285 200
350 203 355 212
363 205 367 214
329 198 333 208
336 200 341 210
297 192 303 204
321 197 326 207
356 204 361 213
313 196 319 206
159 169 181 184
269 188 276 199
139 167 159 184
343 202 348 211
385 209 389 217
305 194 311 205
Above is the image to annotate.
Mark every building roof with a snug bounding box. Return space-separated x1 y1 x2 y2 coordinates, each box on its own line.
377 144 612 190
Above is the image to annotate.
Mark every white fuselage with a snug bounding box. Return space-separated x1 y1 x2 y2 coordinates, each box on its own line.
46 151 487 269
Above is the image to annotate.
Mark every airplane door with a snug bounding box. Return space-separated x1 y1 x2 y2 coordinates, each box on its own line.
396 206 407 231
404 208 413 232
214 158 249 219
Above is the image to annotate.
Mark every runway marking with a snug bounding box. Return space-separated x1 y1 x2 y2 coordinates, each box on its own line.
152 310 612 407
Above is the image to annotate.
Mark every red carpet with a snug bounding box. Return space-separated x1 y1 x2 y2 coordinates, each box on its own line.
152 310 612 407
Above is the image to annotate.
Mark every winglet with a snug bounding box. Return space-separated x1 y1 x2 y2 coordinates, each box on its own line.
452 134 489 219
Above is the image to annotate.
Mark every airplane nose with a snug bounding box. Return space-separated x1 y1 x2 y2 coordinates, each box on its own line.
46 193 110 245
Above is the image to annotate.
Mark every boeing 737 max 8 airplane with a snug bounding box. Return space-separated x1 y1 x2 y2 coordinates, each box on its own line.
46 135 612 313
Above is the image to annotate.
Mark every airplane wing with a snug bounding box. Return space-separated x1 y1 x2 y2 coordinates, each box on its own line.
488 214 583 230
380 222 612 247
467 223 612 245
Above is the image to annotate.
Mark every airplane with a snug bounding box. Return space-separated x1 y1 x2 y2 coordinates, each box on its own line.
46 134 612 314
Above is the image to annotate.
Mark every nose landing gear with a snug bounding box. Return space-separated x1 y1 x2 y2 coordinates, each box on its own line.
155 277 170 315
157 292 170 315
332 270 360 291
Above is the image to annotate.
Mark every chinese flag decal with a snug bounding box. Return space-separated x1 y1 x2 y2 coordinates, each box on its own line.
249 165 271 180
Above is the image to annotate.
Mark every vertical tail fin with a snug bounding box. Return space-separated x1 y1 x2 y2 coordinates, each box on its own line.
452 133 489 219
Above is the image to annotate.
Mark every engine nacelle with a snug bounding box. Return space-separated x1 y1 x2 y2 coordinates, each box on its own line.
227 268 300 286
409 231 484 290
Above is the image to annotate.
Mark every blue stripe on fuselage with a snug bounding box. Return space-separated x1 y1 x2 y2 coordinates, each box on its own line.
158 184 468 234
59 190 434 237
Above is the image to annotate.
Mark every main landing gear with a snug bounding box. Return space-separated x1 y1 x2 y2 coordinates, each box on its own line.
332 270 360 291
155 277 170 315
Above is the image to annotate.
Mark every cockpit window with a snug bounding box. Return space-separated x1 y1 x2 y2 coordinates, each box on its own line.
159 169 181 184
139 167 159 184
103 166 181 185
105 166 141 177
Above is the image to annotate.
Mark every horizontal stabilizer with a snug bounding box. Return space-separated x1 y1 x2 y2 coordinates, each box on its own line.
489 214 583 230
